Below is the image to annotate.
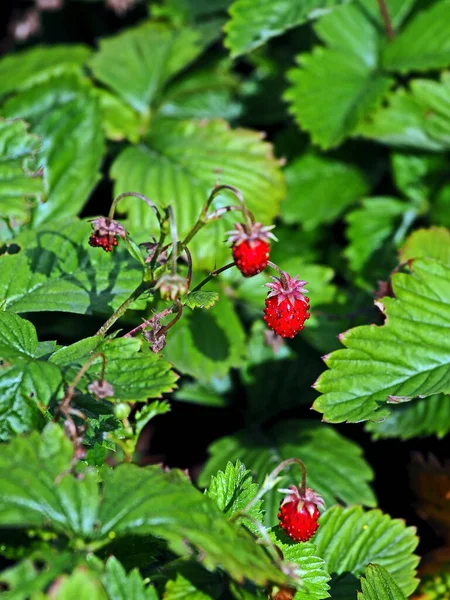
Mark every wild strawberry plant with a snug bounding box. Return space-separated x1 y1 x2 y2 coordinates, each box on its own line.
1 0 450 598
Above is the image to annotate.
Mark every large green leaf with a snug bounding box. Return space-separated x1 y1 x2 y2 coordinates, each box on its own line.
344 197 408 271
383 0 450 73
52 568 109 600
365 394 450 440
2 74 104 225
0 313 62 441
399 226 450 265
313 258 450 423
357 73 450 150
285 0 393 149
110 118 285 268
315 506 418 596
358 564 407 599
0 118 43 229
0 219 145 315
0 426 291 588
199 421 376 526
391 151 447 204
224 0 347 57
89 22 208 114
51 337 178 402
0 45 91 97
163 288 246 382
281 154 368 230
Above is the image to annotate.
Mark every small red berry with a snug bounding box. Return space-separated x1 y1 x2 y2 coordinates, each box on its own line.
278 486 324 543
88 216 126 252
227 222 276 277
264 272 310 338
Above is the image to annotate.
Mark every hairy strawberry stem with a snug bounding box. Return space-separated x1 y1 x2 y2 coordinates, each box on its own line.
180 184 254 249
109 191 162 224
61 352 107 410
96 280 151 336
267 261 289 290
377 0 394 39
159 299 183 336
167 205 178 275
189 262 236 293
184 246 193 290
123 306 176 338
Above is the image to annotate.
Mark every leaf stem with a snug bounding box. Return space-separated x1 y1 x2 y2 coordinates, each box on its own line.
189 262 236 293
109 191 161 224
377 0 395 39
96 281 151 336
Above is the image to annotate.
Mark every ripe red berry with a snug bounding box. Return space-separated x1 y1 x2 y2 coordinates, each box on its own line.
227 222 276 277
88 216 126 252
278 486 324 543
264 273 310 338
89 234 118 252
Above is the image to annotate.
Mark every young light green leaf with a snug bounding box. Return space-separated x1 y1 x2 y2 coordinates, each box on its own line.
199 420 376 526
365 394 450 440
391 151 447 204
103 556 158 600
95 89 148 143
0 45 91 96
271 536 330 600
0 118 43 228
344 197 408 271
225 0 347 57
358 564 407 599
52 568 108 600
281 154 368 230
0 430 291 588
89 22 208 114
0 313 62 441
2 74 104 225
315 506 418 597
135 401 171 438
399 227 450 265
163 290 246 383
110 118 285 269
313 258 450 423
383 0 450 73
163 571 215 600
0 220 145 315
205 460 263 527
356 74 450 151
285 1 393 148
182 291 220 310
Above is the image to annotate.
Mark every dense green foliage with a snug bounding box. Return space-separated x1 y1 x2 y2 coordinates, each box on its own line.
0 0 449 597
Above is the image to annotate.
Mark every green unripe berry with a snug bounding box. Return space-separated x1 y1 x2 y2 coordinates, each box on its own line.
114 403 131 420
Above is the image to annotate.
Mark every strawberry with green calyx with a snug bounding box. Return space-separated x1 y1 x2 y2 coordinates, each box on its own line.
264 269 310 338
227 222 277 277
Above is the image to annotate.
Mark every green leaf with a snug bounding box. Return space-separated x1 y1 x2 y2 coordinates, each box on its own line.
383 1 450 73
103 556 158 600
0 313 62 441
281 154 368 230
414 571 450 600
95 89 149 143
391 151 447 204
0 45 91 97
314 506 418 596
158 66 241 121
182 291 220 310
399 226 450 265
134 401 171 438
271 535 330 600
2 74 104 225
358 564 407 599
0 219 145 315
356 73 450 150
110 118 285 268
174 380 229 407
52 338 178 402
344 197 408 271
0 118 43 228
52 568 108 600
285 1 393 149
199 420 376 526
224 0 347 57
205 460 263 527
163 571 215 600
313 258 450 423
163 287 246 383
0 430 291 588
365 394 450 440
89 22 209 114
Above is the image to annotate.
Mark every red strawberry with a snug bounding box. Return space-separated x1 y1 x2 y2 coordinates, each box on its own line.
278 485 324 542
227 222 276 277
264 272 310 338
88 216 126 252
